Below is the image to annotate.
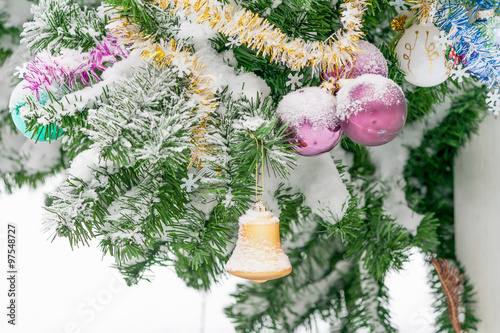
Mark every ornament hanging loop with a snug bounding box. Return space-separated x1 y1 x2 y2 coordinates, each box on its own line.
249 132 265 203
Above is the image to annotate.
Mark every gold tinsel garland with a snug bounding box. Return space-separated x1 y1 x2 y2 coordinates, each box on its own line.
408 0 436 24
109 19 217 168
151 0 368 70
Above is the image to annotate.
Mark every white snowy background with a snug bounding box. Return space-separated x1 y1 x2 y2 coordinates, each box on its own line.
0 176 436 333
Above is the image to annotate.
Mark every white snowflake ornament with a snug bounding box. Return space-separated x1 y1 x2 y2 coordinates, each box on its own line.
487 89 500 105
171 57 191 78
225 36 241 48
450 65 470 83
487 89 500 115
389 0 409 13
180 173 199 192
433 31 450 49
285 72 303 90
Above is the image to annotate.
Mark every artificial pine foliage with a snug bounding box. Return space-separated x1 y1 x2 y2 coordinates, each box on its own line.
0 0 489 331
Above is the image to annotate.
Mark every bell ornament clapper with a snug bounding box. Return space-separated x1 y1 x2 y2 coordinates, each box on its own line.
226 202 292 283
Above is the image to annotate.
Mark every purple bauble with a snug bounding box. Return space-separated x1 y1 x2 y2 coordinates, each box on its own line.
277 87 342 156
288 122 342 156
322 41 388 81
336 74 407 146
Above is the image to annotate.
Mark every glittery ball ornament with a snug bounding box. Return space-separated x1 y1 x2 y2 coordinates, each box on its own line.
337 74 407 146
395 24 451 87
9 81 64 142
226 202 292 283
276 87 342 156
322 40 388 81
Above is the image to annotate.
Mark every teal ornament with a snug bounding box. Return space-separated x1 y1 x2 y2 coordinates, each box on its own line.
8 81 64 142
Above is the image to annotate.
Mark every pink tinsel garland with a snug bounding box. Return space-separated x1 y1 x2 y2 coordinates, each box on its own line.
24 35 129 100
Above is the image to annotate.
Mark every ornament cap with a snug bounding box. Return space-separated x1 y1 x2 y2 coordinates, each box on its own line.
476 9 496 21
253 200 266 212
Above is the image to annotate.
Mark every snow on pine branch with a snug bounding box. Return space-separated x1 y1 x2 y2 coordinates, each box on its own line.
21 0 108 54
43 146 117 244
84 62 195 165
44 62 197 250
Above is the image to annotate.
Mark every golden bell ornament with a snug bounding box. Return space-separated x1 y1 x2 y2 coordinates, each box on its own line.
226 202 292 283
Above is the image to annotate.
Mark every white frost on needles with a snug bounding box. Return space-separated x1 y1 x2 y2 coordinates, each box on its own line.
232 114 266 131
68 146 112 183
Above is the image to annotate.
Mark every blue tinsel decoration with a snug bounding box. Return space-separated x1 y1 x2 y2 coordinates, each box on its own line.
434 0 500 89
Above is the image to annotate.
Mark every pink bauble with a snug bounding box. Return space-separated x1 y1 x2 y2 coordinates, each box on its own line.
287 122 342 156
277 87 342 156
336 74 407 146
322 41 388 81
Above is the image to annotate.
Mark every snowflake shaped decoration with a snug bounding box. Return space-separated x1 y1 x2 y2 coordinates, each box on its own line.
433 31 450 50
486 89 500 115
286 72 304 90
450 65 470 83
14 63 28 78
389 0 409 13
225 36 241 48
489 103 500 116
180 174 199 192
171 57 191 78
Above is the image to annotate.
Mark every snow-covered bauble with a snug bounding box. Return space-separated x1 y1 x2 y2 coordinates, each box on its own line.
395 24 450 87
276 87 342 156
337 74 407 146
226 202 292 283
322 40 389 81
9 81 64 142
